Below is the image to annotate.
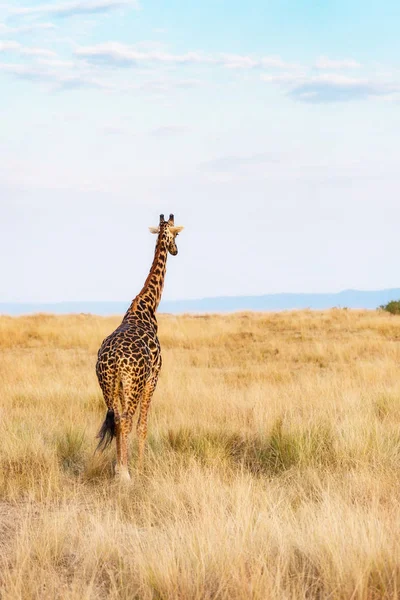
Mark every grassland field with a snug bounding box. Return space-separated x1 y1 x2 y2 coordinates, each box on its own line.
1 309 400 599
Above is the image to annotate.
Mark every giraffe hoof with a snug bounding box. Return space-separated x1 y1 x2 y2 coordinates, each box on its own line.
115 466 131 482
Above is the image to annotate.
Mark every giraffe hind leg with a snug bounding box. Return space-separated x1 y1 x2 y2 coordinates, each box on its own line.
96 374 121 453
115 384 143 480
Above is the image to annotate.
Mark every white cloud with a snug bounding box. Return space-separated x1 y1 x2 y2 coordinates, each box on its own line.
75 43 213 65
219 53 296 70
261 72 400 102
10 0 138 18
0 31 394 106
38 58 75 67
261 72 305 84
0 40 56 57
0 51 203 95
21 47 57 57
0 41 19 52
126 77 201 94
75 42 297 70
0 61 111 89
315 56 361 70
0 22 56 35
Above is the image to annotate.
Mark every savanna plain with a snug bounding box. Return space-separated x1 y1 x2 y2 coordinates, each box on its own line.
1 310 400 599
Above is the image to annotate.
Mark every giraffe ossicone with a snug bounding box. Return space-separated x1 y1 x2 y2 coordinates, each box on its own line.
95 214 184 479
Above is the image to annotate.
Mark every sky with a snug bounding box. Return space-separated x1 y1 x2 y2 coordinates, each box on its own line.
1 0 400 303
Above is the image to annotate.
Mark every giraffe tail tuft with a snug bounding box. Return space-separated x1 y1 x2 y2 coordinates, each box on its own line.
96 409 116 452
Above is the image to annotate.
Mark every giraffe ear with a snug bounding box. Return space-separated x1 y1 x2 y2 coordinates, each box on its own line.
170 226 184 234
149 227 160 234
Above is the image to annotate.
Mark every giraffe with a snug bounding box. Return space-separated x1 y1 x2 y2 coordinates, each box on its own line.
95 213 184 480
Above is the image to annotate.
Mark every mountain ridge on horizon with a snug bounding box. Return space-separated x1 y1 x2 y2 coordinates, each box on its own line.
1 288 400 316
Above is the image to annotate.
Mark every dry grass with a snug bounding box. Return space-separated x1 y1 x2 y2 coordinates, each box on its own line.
1 309 400 599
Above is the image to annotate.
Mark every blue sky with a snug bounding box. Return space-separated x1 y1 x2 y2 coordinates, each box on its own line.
1 0 400 303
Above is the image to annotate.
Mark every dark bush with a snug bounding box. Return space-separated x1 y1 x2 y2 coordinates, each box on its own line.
380 300 400 315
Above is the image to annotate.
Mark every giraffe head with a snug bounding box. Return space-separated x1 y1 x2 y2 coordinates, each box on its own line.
149 214 184 256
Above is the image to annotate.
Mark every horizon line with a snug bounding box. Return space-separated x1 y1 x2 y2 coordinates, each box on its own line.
1 286 400 305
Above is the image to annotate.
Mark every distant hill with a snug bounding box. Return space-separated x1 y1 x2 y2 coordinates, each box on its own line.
1 288 400 316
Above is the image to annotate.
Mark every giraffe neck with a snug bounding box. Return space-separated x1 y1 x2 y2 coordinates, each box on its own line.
125 229 168 321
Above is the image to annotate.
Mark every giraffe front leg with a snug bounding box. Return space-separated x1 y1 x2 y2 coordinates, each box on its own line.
137 415 148 474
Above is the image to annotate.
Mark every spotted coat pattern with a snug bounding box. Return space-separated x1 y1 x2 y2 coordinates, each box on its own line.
96 214 183 479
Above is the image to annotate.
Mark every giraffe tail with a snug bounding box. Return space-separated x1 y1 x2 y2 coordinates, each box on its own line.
96 409 116 452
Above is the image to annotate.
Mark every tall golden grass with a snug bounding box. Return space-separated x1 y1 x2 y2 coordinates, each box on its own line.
1 309 400 599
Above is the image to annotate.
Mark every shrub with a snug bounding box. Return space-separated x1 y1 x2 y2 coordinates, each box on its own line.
379 300 400 315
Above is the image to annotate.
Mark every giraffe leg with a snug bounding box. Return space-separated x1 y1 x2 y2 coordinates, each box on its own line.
115 388 141 481
115 416 131 481
114 416 127 480
114 388 125 479
137 376 158 473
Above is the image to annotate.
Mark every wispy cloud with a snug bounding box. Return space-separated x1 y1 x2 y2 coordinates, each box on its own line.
261 73 400 103
0 41 19 52
74 42 297 70
37 58 75 67
0 40 56 57
75 43 216 66
218 53 295 70
0 50 202 95
0 22 56 35
10 0 138 18
138 78 201 94
0 62 110 89
0 62 58 82
315 56 361 70
1 25 394 107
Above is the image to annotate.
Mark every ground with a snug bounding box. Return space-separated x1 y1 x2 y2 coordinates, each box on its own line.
0 309 400 599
